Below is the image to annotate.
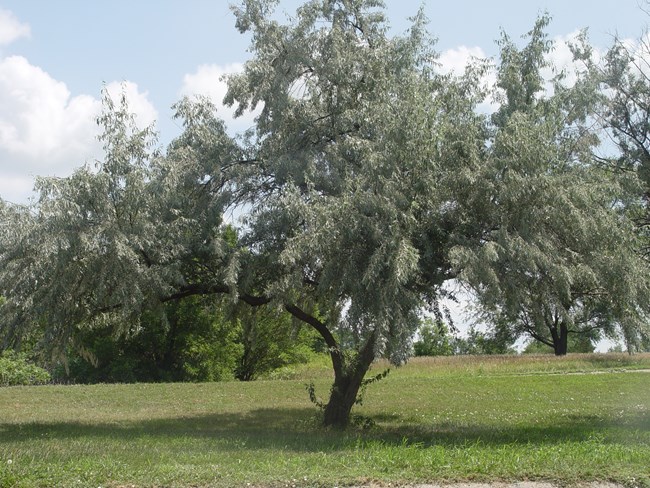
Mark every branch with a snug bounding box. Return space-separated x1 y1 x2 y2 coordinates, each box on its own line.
566 322 607 335
285 303 344 378
87 272 352 382
162 282 344 377
521 323 554 347
163 282 273 307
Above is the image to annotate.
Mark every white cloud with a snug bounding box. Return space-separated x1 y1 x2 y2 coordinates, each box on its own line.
437 45 487 75
0 55 101 176
438 45 498 114
181 63 242 104
0 174 38 205
436 34 607 115
616 33 650 79
104 80 159 131
0 8 30 46
0 56 158 204
550 32 584 71
180 63 258 133
540 31 599 91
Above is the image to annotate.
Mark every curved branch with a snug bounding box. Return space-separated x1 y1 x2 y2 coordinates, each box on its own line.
161 283 343 377
285 303 344 378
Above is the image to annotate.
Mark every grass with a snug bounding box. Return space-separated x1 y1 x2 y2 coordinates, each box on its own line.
0 353 649 487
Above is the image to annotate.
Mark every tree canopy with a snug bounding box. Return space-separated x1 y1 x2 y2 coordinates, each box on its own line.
451 17 650 356
595 21 650 351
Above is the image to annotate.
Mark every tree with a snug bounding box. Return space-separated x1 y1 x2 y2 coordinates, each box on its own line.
455 323 518 356
595 18 650 353
413 317 517 356
413 318 455 356
522 332 596 354
48 292 316 384
0 1 487 427
451 16 650 355
59 296 243 383
233 304 318 381
219 0 490 426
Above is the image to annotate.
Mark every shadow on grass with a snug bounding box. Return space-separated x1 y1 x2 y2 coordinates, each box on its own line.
1 407 647 452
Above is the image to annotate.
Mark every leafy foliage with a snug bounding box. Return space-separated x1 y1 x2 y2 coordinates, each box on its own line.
0 350 50 386
57 296 316 384
522 333 596 354
595 22 650 352
413 317 516 356
452 16 650 355
57 297 239 383
413 319 455 357
455 325 518 355
223 0 489 425
234 305 319 381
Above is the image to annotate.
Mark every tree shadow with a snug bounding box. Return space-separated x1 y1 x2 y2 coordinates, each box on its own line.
1 406 647 452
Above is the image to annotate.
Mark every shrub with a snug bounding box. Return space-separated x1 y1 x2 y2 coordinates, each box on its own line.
234 306 319 381
0 350 51 386
414 319 454 356
55 296 319 384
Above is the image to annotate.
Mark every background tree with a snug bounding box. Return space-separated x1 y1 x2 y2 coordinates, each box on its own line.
413 318 455 357
0 91 248 372
233 305 318 381
454 323 518 355
59 296 243 383
55 295 315 384
452 16 650 355
522 332 596 354
596 19 650 352
413 317 517 356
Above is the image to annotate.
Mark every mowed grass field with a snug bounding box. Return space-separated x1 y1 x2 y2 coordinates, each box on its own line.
1 353 649 488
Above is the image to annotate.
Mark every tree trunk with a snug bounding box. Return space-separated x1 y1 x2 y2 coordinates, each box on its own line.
283 304 378 428
322 355 373 428
322 330 378 428
552 323 568 356
235 341 256 381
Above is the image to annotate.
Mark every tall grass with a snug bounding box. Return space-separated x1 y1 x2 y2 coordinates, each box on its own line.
264 352 650 381
385 352 650 377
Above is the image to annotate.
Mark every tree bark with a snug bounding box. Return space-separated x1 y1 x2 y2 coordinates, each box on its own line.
283 304 369 427
322 329 378 428
551 323 569 356
322 371 365 427
160 293 380 428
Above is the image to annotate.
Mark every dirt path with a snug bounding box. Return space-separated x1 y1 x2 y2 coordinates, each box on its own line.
493 368 650 378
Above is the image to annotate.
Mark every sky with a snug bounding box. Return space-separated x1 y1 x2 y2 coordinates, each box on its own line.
0 0 647 205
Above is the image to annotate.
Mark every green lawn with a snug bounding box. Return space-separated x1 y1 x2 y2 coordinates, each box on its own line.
1 353 649 487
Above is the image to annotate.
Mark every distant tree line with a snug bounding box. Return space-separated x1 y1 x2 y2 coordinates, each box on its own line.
412 317 606 357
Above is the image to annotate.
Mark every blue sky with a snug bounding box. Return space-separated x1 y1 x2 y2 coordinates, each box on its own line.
0 0 647 205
